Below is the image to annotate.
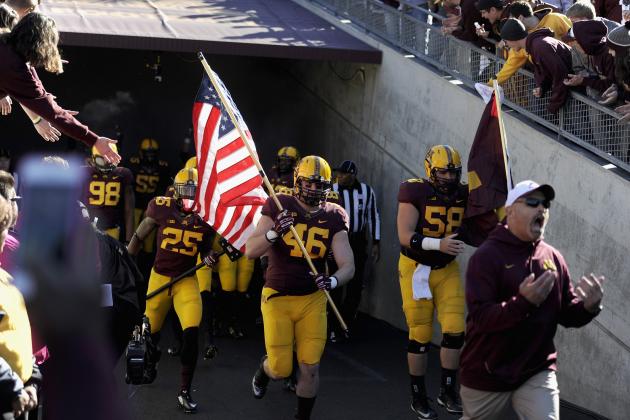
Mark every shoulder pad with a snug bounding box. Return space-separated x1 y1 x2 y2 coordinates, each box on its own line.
327 191 340 199
405 178 424 184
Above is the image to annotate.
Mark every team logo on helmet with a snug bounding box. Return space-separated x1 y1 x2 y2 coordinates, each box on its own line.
91 144 119 173
424 145 462 194
293 155 332 207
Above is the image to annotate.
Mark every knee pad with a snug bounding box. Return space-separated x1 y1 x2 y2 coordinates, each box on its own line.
407 339 430 354
441 333 464 350
267 353 293 378
180 327 199 366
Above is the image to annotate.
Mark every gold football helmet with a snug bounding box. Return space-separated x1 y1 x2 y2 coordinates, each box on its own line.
293 155 331 206
277 146 300 173
139 138 159 162
184 156 197 170
424 145 462 194
173 168 198 201
91 143 119 173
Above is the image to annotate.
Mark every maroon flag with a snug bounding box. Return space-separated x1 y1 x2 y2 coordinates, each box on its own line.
466 93 512 232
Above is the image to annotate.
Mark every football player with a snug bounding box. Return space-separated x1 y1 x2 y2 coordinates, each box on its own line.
127 138 170 253
268 146 300 195
397 145 469 418
127 167 217 414
83 144 135 242
246 156 355 420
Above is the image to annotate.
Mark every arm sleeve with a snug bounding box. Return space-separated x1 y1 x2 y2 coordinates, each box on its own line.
465 251 536 333
543 49 571 113
494 49 529 85
556 254 598 328
1 65 98 146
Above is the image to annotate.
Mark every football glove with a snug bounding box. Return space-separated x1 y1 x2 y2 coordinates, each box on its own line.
202 251 220 268
272 210 294 236
311 272 338 291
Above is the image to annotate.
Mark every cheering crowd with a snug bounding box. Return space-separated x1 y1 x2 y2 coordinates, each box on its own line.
0 0 610 419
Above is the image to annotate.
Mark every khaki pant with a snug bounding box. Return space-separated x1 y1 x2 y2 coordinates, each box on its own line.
461 370 560 420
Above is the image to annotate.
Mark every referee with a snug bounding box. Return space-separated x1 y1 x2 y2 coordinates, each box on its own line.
329 160 380 340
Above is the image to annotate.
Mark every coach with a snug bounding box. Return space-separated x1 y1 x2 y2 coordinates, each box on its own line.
459 180 604 419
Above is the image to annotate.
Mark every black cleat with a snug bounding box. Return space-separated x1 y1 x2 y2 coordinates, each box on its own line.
282 376 297 393
203 344 218 360
252 356 270 399
142 347 161 384
177 389 198 414
411 396 438 419
437 388 463 414
228 325 244 339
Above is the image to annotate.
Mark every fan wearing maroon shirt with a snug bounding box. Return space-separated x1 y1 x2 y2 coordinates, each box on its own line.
127 167 218 414
0 12 119 164
246 156 354 420
460 180 603 419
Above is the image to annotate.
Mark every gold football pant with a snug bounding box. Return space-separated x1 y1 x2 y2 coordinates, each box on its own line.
196 254 255 293
134 208 156 252
261 287 327 378
145 268 202 333
398 254 465 343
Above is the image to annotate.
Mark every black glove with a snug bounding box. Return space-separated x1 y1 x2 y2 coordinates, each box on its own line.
202 251 220 268
273 210 294 236
311 272 338 291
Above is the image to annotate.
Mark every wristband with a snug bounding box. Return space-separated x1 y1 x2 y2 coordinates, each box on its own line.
409 232 423 250
422 237 441 251
32 116 42 125
329 276 338 289
265 230 279 243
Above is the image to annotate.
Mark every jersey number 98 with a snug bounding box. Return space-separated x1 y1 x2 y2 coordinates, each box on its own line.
89 181 121 206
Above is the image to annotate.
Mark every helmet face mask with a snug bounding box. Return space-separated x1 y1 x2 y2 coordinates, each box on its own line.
277 146 300 174
293 156 331 207
92 143 119 174
424 145 462 195
173 168 198 210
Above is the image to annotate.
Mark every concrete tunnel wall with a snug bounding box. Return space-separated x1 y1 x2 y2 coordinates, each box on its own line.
280 8 630 418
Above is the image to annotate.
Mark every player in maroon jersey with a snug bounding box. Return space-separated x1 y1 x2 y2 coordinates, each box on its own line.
128 167 217 414
246 155 355 420
83 144 135 242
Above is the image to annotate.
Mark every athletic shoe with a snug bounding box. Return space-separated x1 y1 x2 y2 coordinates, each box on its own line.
177 389 198 414
252 355 270 399
167 345 180 357
437 388 463 414
411 396 438 419
283 376 297 393
203 344 218 360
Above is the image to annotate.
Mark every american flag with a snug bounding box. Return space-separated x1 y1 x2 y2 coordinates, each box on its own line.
192 71 267 252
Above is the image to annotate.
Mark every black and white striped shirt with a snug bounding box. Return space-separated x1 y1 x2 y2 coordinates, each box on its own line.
332 181 380 241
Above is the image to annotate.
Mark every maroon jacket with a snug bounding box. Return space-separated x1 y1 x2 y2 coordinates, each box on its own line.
460 225 597 392
526 28 572 114
594 0 622 23
452 0 497 50
0 41 98 147
574 22 616 94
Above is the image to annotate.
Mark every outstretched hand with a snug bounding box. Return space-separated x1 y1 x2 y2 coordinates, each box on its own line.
519 270 556 306
94 137 121 165
575 274 604 313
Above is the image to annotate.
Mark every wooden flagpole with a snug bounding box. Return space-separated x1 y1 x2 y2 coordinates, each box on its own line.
197 53 348 333
492 80 512 191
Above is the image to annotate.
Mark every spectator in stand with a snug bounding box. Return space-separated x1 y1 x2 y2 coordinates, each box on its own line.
5 0 38 20
0 3 17 117
604 22 630 123
0 356 30 419
490 1 571 85
0 171 18 273
475 0 505 43
566 0 621 32
563 20 616 96
0 13 120 164
501 18 572 113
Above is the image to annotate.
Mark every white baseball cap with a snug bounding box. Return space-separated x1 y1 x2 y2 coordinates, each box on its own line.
505 180 555 206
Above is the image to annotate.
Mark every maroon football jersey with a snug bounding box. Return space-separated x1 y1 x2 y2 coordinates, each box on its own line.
127 156 171 210
268 166 294 195
146 196 214 277
83 166 134 230
262 194 349 295
398 178 468 268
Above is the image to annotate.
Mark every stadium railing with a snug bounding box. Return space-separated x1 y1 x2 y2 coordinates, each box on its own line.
303 0 630 172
